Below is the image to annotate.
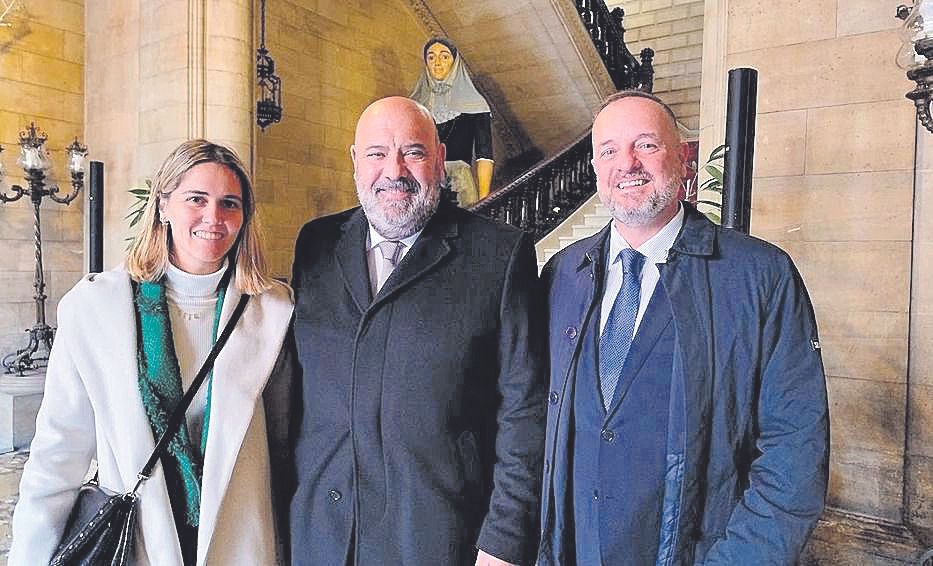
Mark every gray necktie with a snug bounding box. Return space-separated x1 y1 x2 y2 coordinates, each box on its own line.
598 248 646 410
375 240 404 292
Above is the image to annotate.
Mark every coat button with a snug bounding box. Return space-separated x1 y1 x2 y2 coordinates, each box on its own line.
600 429 616 443
564 326 578 340
328 489 342 502
548 391 559 405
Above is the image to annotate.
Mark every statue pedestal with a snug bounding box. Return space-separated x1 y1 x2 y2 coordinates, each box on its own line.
0 370 45 453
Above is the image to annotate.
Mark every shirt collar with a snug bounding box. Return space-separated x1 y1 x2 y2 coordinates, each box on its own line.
366 224 423 252
608 203 685 266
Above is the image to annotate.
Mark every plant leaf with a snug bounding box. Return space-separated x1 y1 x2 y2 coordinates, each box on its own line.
705 165 724 184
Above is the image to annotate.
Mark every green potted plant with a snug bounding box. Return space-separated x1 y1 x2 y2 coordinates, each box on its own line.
684 144 724 224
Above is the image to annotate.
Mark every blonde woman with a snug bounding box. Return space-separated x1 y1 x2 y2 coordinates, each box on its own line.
10 140 296 565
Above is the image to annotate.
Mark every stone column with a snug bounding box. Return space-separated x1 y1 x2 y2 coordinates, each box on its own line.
698 0 728 160
204 0 254 164
908 125 933 547
86 0 253 269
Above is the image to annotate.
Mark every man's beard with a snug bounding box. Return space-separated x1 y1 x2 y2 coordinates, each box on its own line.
357 176 441 239
604 173 680 227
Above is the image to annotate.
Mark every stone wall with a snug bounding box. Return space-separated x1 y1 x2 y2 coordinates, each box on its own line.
701 0 931 558
254 0 432 276
0 0 84 360
606 0 704 131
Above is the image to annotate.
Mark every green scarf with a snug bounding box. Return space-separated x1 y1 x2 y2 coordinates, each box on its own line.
134 277 226 528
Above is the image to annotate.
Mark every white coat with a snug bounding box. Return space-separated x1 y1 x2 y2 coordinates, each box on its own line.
9 269 294 565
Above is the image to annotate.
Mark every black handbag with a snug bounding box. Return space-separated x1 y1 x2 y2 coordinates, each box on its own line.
50 293 250 566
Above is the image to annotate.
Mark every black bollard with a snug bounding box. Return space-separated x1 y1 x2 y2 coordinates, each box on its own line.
721 68 758 234
88 160 104 273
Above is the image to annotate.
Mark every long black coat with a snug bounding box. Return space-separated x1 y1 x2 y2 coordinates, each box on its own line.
289 202 546 566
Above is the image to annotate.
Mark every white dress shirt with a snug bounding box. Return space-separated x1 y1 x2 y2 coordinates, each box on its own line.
366 225 423 295
598 205 685 337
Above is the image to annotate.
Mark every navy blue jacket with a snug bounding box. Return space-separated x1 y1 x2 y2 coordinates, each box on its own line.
538 204 829 565
290 202 546 565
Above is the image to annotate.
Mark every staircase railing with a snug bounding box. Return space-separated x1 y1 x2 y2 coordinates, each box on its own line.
470 129 593 241
578 1 655 91
469 1 653 240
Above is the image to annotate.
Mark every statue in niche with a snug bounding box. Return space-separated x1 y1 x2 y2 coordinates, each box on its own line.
410 37 493 206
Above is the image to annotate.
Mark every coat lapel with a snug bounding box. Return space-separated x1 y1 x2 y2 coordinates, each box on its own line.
371 204 457 307
86 274 158 479
553 229 608 389
605 282 674 418
77 271 184 565
659 204 718 550
543 226 608 562
334 209 373 312
196 282 293 565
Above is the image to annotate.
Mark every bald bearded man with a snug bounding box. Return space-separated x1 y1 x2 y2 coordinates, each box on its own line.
288 97 545 566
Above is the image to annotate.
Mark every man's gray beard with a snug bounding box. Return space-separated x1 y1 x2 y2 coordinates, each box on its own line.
606 176 680 227
357 178 440 240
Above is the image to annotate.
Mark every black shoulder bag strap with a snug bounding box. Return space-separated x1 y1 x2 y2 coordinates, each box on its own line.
130 292 250 494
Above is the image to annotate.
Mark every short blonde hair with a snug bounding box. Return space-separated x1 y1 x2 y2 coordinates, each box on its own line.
125 139 272 295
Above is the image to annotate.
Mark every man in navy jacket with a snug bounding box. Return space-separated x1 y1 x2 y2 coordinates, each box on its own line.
290 97 545 566
538 91 829 565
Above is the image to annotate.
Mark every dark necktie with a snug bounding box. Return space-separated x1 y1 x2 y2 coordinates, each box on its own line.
598 248 646 410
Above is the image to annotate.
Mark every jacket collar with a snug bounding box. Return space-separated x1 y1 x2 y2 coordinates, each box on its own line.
670 201 717 257
577 223 612 273
577 201 717 270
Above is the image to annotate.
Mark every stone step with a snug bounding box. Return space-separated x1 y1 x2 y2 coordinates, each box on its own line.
535 194 604 269
559 235 580 248
572 223 603 239
584 213 610 227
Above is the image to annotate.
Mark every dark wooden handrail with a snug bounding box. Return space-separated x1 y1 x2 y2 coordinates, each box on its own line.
470 128 594 241
469 0 653 240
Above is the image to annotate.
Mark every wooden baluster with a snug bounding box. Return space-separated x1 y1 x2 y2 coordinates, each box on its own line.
533 175 544 234
521 189 532 233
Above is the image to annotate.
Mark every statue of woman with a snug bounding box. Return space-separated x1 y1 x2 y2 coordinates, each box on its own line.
410 37 494 206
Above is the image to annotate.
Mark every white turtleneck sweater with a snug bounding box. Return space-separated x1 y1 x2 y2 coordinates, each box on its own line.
163 261 228 448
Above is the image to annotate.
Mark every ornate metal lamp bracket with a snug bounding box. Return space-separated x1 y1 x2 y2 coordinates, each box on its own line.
898 3 933 134
0 123 87 375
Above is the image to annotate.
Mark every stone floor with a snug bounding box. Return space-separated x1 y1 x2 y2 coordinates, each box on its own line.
0 448 927 565
0 451 26 565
